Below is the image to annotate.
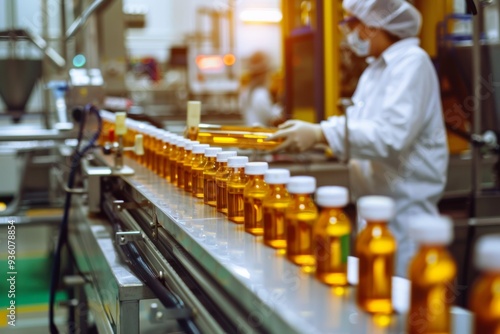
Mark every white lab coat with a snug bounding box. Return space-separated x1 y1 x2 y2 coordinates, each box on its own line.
320 38 448 277
240 86 282 127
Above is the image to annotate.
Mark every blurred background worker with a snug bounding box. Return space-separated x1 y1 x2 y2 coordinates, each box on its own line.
268 0 449 277
239 51 284 127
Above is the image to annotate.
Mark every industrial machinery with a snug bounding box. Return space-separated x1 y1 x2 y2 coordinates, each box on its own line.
58 111 474 333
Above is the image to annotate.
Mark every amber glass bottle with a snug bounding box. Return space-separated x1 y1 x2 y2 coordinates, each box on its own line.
203 149 222 206
285 176 318 269
144 125 157 170
189 144 210 196
165 135 180 182
243 162 269 236
193 147 221 199
168 137 181 185
313 186 351 286
182 141 203 193
356 196 396 315
215 151 237 213
152 129 164 175
469 235 500 334
162 133 175 180
262 169 291 250
227 156 249 223
407 216 456 334
174 139 189 188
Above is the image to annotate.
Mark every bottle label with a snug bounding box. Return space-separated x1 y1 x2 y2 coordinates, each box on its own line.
340 234 349 264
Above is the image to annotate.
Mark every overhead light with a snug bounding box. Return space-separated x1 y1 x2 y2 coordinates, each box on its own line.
240 9 282 23
196 55 224 72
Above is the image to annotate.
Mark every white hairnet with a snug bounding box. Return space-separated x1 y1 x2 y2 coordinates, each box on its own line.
343 0 422 39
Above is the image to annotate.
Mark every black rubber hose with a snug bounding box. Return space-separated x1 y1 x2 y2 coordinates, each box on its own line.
49 105 102 334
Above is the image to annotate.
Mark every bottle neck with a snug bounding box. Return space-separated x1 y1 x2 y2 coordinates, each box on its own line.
170 145 178 156
320 207 344 215
217 161 228 169
247 175 265 182
206 156 217 164
267 184 289 198
291 193 313 202
229 167 246 176
482 270 500 277
418 244 448 252
366 220 388 227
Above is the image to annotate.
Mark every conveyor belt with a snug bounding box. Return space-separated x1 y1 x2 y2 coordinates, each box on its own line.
92 153 473 334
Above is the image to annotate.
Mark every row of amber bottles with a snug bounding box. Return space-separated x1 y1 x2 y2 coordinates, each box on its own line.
101 112 499 333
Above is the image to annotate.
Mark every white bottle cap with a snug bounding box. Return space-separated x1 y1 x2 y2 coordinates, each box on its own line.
316 186 349 208
357 196 395 222
185 141 200 151
475 234 500 271
176 138 189 148
163 133 175 142
153 129 164 139
264 169 290 185
204 147 222 157
227 156 249 168
409 215 453 245
192 144 210 154
216 151 237 162
287 176 316 194
115 112 127 135
245 162 269 175
167 135 182 144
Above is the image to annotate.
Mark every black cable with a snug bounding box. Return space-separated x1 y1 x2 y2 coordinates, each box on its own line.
466 0 478 15
49 104 102 334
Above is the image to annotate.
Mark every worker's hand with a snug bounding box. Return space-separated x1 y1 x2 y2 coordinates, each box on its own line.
266 120 324 152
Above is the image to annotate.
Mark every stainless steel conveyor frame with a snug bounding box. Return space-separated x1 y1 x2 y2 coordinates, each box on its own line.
68 152 474 334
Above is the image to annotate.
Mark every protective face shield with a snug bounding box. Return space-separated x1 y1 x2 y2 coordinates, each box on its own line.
346 29 370 57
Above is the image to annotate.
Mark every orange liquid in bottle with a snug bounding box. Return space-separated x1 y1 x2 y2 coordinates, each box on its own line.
169 141 179 185
203 157 218 206
285 176 317 269
214 151 238 214
356 221 395 315
182 143 203 193
314 207 351 286
469 273 500 334
285 196 317 267
226 158 248 224
216 178 229 214
262 169 290 250
193 147 221 199
244 169 268 236
469 235 500 334
408 246 456 334
263 199 289 249
192 163 205 198
228 185 245 223
175 140 187 188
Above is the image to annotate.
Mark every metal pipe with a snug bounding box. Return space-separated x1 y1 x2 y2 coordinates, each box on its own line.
24 29 66 69
7 0 16 58
9 0 16 29
471 0 482 216
65 0 110 41
60 0 67 65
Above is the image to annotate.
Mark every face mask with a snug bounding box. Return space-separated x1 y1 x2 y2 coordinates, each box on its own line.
347 29 370 57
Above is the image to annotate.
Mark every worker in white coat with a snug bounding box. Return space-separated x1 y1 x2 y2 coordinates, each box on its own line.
268 0 449 277
240 51 283 127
